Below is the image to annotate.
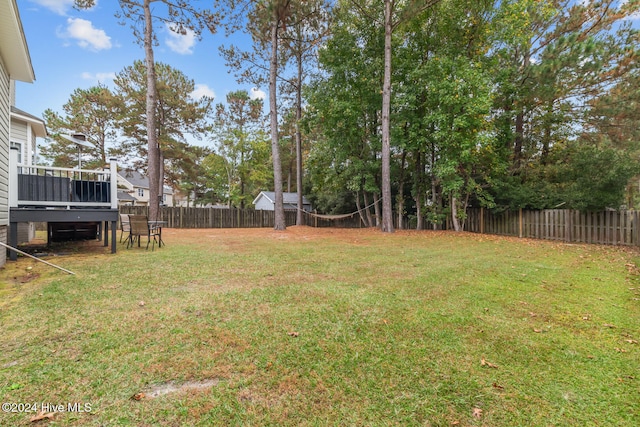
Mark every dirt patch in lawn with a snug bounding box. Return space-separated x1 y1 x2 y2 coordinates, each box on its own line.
140 379 221 399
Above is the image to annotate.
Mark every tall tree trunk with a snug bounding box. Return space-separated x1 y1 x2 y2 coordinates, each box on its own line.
541 99 554 165
270 8 286 230
414 149 423 230
513 111 524 170
513 51 530 172
157 151 164 221
373 192 381 228
415 192 423 230
380 0 394 233
295 47 304 226
363 191 374 227
451 195 461 232
286 146 293 193
396 149 406 230
355 191 366 226
144 0 160 221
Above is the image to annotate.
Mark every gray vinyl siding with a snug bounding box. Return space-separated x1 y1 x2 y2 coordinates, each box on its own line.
10 118 27 141
0 58 10 228
0 57 9 266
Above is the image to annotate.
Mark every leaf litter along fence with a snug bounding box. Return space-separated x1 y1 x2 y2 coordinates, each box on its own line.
465 208 640 247
119 206 640 247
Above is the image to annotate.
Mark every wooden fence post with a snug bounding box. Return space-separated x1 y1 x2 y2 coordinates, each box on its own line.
518 208 523 238
636 211 640 246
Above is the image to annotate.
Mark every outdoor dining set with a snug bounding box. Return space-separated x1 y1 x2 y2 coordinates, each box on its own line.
119 213 165 251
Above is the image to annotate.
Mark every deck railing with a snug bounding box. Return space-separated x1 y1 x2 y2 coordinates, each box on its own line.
9 147 118 209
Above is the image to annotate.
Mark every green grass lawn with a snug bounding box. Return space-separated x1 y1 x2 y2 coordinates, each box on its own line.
1 227 639 426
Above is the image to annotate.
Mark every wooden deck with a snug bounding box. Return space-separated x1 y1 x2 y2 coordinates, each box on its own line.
8 149 119 260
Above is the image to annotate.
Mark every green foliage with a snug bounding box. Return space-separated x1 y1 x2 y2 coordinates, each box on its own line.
304 0 640 224
559 144 638 211
45 0 640 220
493 141 640 211
303 4 384 212
211 90 272 208
112 60 214 192
40 85 120 168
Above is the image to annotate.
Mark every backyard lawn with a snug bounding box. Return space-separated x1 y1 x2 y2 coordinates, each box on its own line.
0 227 638 426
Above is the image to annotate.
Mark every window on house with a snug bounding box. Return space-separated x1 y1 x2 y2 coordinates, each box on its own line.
10 142 22 163
138 188 144 197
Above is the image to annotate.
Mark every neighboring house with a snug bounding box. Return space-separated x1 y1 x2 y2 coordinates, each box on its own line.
1 0 36 267
10 106 47 244
117 190 137 206
117 170 174 207
253 191 312 212
172 189 218 208
10 106 44 166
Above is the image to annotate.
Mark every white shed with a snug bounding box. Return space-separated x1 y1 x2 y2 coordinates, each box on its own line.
253 191 312 212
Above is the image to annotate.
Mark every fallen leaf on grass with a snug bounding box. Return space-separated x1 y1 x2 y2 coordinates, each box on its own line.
625 339 638 344
492 382 504 390
603 324 616 328
130 392 145 401
138 301 145 307
30 411 56 422
288 331 299 337
481 357 498 369
472 407 483 418
614 348 627 353
533 328 543 333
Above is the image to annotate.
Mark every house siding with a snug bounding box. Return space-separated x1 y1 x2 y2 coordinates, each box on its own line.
11 117 36 243
117 172 174 206
254 196 273 211
0 58 10 266
10 117 27 161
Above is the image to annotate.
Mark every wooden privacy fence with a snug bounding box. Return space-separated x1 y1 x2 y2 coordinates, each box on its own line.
466 208 640 246
120 206 297 228
120 206 640 247
119 206 365 229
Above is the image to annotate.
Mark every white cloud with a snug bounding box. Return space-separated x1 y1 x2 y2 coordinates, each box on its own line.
61 18 112 51
29 0 76 15
190 84 215 100
250 87 266 100
165 24 196 55
81 71 116 83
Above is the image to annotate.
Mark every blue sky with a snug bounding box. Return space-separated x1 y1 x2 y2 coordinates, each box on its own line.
14 0 265 128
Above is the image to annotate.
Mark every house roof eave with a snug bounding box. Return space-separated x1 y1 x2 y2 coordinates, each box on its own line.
0 0 35 83
10 106 47 137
